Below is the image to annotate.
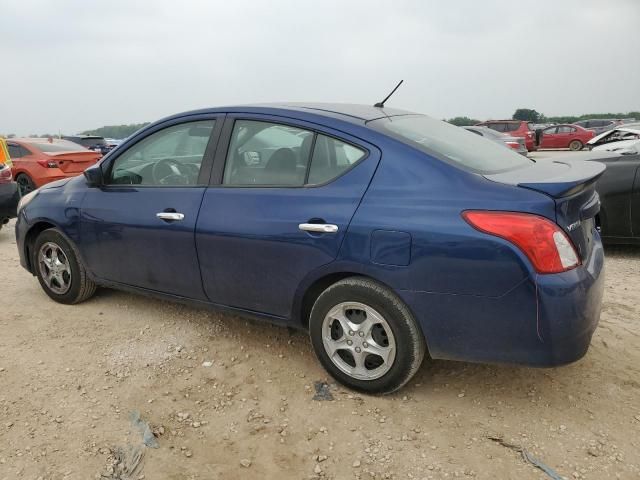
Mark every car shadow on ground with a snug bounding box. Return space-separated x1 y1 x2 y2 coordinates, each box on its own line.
89 282 607 401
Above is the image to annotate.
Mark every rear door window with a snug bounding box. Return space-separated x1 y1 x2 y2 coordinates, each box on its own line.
223 120 312 186
487 123 506 132
223 120 367 186
7 144 24 158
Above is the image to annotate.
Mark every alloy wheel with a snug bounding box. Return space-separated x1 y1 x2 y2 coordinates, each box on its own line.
38 242 72 295
321 302 396 380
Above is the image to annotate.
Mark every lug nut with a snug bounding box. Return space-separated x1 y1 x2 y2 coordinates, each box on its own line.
363 342 369 348
358 331 365 337
349 330 355 336
355 347 361 353
347 340 353 346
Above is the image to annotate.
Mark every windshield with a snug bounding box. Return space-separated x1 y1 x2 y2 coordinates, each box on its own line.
371 115 532 174
25 140 89 153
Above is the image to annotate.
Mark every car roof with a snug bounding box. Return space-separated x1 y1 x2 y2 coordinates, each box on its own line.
480 120 523 123
165 103 416 125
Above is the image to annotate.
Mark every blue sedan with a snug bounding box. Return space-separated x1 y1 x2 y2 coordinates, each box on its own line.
15 104 605 393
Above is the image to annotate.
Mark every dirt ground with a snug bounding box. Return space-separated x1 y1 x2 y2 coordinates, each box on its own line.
1 218 639 480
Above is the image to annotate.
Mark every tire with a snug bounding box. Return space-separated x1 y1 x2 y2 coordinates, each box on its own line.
309 277 426 394
16 173 36 195
32 228 96 304
569 140 583 151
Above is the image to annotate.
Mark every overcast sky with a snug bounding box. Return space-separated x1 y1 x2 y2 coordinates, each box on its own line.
2 0 639 135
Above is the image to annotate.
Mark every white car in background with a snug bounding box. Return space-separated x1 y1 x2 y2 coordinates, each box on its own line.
587 126 640 151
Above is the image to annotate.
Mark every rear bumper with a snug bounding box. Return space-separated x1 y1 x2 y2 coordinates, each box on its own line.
399 239 605 367
35 170 84 188
0 182 20 220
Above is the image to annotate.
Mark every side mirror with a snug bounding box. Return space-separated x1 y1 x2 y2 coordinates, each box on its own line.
84 164 104 187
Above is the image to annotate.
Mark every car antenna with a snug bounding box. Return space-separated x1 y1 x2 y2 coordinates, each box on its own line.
374 80 404 108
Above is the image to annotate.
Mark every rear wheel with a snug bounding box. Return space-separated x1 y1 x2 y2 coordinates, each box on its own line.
16 173 36 195
309 277 426 394
33 228 96 304
569 140 583 151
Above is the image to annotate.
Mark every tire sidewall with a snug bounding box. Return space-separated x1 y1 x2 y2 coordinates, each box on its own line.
33 229 85 304
16 174 35 195
310 279 424 394
569 140 582 151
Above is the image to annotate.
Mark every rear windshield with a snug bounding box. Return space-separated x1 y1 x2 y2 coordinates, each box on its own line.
78 137 106 147
24 140 88 153
371 115 533 174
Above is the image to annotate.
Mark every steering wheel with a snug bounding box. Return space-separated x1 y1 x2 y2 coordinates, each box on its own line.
151 158 190 185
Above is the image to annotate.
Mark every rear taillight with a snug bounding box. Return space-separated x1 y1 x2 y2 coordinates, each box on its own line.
462 211 580 274
505 141 520 149
37 159 59 168
0 166 12 183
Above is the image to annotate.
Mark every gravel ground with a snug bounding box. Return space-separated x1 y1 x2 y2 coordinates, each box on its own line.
1 218 639 480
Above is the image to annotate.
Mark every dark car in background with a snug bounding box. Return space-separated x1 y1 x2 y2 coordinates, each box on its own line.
15 103 605 393
0 162 19 230
573 119 619 135
475 120 537 151
463 126 528 155
551 150 640 245
63 135 112 155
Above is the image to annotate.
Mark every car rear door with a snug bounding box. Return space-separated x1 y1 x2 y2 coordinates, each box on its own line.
78 115 223 299
195 114 380 319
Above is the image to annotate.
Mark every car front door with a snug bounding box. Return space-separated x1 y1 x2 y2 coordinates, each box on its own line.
540 127 557 148
195 115 380 319
79 115 223 300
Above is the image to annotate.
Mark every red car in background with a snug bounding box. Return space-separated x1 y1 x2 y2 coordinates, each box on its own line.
7 138 101 194
539 124 594 151
475 120 537 151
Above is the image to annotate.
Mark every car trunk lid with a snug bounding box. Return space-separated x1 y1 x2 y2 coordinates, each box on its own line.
45 151 101 174
484 159 606 261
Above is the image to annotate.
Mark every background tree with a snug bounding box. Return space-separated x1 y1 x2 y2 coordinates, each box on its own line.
446 116 480 126
512 108 543 123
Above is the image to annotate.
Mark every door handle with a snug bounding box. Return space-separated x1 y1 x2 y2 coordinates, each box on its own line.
299 223 338 233
156 212 185 221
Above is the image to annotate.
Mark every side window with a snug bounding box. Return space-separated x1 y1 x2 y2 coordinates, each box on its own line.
7 144 24 159
504 123 520 132
223 120 313 186
543 127 558 135
108 120 214 186
308 135 366 185
557 126 573 134
487 123 505 132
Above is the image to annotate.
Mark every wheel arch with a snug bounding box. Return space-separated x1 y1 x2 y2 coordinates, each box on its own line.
295 269 416 331
23 221 58 273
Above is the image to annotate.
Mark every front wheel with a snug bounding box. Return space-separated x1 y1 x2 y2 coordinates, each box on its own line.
569 140 583 151
33 228 97 304
309 277 426 394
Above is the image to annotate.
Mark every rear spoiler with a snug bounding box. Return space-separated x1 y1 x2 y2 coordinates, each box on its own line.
484 159 606 198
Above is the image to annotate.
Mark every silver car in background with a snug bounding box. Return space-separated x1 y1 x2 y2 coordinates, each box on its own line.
463 126 528 156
